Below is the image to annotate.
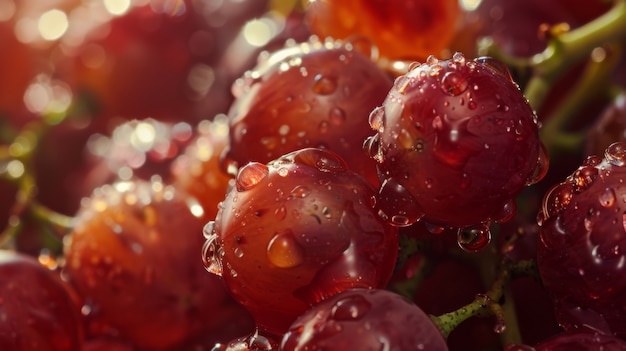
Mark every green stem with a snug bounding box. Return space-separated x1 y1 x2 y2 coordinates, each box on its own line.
430 258 536 340
525 0 626 111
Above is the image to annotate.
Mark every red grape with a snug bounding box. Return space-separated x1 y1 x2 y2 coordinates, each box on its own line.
203 148 399 336
221 36 392 186
0 250 83 351
280 288 449 351
366 53 546 244
507 331 626 351
63 179 245 349
537 142 626 338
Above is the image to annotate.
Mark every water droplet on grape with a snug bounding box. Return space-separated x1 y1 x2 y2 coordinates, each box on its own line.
495 199 517 223
440 71 468 96
572 165 599 192
394 75 411 94
369 106 385 132
426 55 439 65
425 222 446 234
267 231 305 268
236 162 269 191
378 178 423 227
605 142 626 166
291 185 311 198
202 233 223 276
364 135 384 163
329 107 346 125
599 187 617 208
408 61 421 71
542 183 575 219
525 144 549 186
457 223 492 252
475 57 513 81
330 294 371 321
293 148 348 173
313 74 337 95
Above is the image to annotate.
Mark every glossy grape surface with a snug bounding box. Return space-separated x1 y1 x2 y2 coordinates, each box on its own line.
222 36 392 186
280 288 449 351
204 148 399 336
0 251 83 351
64 179 242 349
367 53 545 230
538 142 626 338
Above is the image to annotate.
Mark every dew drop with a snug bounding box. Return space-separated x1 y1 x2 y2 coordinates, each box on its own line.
277 167 289 177
599 187 617 208
234 247 244 258
291 185 311 198
408 61 421 71
542 183 574 219
267 231 305 268
440 71 469 96
468 100 477 110
475 57 513 81
432 115 443 130
369 106 385 132
525 144 549 186
275 204 287 220
457 223 492 252
236 162 269 191
571 165 599 192
605 142 626 166
202 233 223 276
424 222 446 234
329 107 346 125
377 178 423 227
312 74 337 95
426 55 439 65
331 294 371 321
363 135 384 163
394 75 411 94
495 199 517 223
452 52 466 64
293 148 348 173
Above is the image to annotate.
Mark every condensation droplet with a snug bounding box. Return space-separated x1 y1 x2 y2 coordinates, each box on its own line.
457 223 492 252
202 233 223 276
329 107 346 125
542 183 574 220
440 71 468 96
236 162 269 191
291 185 311 198
599 187 617 208
605 142 626 166
475 57 513 81
369 106 385 132
293 148 348 173
312 74 337 95
331 294 372 321
267 231 305 268
525 144 549 186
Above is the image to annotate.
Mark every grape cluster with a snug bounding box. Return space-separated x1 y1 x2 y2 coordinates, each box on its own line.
0 0 626 350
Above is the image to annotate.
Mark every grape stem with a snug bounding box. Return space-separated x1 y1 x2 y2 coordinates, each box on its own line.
430 258 535 341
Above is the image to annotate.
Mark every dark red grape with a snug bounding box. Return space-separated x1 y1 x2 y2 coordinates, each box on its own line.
507 331 626 351
221 36 392 187
537 142 626 338
366 53 546 241
586 93 626 157
204 148 399 336
0 250 83 351
63 179 246 349
304 0 461 61
280 288 449 351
